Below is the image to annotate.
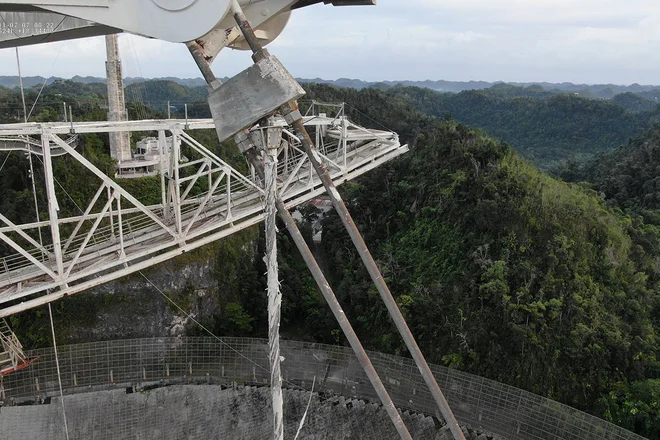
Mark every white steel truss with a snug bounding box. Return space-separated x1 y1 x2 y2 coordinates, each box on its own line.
0 110 408 317
0 318 36 375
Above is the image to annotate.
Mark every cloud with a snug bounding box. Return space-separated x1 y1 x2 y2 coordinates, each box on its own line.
414 0 656 24
0 1 659 84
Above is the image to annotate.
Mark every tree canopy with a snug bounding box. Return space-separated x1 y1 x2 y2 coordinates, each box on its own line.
1 80 658 436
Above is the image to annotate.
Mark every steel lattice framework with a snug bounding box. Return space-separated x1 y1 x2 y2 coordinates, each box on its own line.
0 2 466 438
0 113 407 317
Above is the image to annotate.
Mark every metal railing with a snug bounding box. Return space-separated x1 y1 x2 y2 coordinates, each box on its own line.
0 337 645 440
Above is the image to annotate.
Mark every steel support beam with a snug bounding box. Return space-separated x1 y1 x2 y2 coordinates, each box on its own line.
0 117 407 314
41 132 64 282
241 149 413 440
277 199 414 439
0 213 53 259
49 134 178 240
287 112 465 440
62 183 106 253
214 3 464 437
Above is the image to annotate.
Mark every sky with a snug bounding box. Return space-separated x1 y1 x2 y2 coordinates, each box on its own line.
0 0 660 85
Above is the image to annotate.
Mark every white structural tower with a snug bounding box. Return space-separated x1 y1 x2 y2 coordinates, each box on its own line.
105 34 131 163
0 2 467 439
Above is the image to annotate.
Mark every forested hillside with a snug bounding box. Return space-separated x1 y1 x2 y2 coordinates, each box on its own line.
123 80 660 170
611 92 658 113
125 80 207 112
558 125 660 213
552 124 660 436
6 79 656 170
4 75 660 96
389 85 659 169
300 85 660 437
0 81 105 122
0 81 659 436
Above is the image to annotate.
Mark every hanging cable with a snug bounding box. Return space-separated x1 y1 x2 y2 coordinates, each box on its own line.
26 45 64 121
15 47 44 249
293 376 316 440
127 35 149 121
138 271 311 393
0 152 11 173
263 128 284 440
32 154 86 216
345 103 395 132
48 303 71 440
8 14 66 122
23 16 67 121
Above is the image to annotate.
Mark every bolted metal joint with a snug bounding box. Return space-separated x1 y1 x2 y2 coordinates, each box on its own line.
283 109 302 125
233 129 255 154
250 126 283 153
280 101 303 125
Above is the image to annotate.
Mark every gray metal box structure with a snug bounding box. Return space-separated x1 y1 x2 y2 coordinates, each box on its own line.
208 55 305 142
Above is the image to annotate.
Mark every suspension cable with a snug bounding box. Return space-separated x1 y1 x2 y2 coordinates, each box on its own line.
293 376 316 440
345 103 395 132
48 303 71 440
0 152 11 174
139 269 320 436
138 271 310 393
127 35 149 121
15 47 44 249
263 128 284 440
33 154 87 217
26 44 65 121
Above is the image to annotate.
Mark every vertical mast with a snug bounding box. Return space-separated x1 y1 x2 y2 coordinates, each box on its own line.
105 34 131 163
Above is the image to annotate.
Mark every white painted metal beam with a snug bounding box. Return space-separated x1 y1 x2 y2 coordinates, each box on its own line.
0 114 407 316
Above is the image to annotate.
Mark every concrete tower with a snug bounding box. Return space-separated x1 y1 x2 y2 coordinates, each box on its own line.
105 34 131 163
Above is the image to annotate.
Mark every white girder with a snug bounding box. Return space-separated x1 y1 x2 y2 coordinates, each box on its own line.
0 1 373 55
0 318 33 375
0 134 78 156
0 113 407 317
0 0 236 43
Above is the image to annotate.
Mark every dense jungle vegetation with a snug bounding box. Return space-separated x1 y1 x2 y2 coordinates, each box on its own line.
9 78 656 170
0 81 659 437
302 85 660 437
387 85 660 169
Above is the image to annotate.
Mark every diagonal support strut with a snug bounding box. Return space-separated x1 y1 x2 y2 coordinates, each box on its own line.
243 146 413 440
286 108 466 439
186 2 467 438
